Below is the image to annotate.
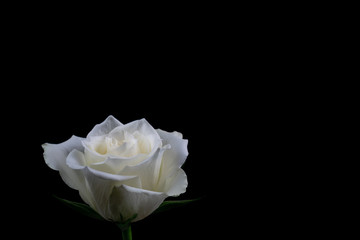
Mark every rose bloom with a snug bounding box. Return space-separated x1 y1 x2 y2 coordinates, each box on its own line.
42 116 188 222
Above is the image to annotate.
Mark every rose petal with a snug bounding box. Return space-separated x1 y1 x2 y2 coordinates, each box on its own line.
89 153 149 175
42 136 85 190
109 118 162 150
87 167 137 183
66 149 86 169
108 184 167 222
156 129 188 168
81 167 115 219
119 145 170 192
66 150 140 187
43 135 83 170
163 168 188 196
155 129 188 195
87 136 162 175
81 167 142 220
82 139 108 165
87 115 123 138
83 118 162 168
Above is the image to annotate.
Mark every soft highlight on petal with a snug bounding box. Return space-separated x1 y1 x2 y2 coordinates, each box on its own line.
87 115 123 138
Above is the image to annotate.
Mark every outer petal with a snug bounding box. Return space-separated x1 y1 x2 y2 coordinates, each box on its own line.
66 149 87 170
66 150 140 187
87 115 123 138
81 167 115 219
42 135 85 190
108 185 167 222
66 149 142 215
80 166 142 220
64 149 95 208
163 168 188 196
156 129 189 195
156 129 188 168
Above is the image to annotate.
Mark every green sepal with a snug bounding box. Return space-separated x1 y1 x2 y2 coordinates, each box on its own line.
53 195 105 221
116 213 137 232
153 197 202 215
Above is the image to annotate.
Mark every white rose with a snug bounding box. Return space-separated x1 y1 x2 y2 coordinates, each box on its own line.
42 116 188 222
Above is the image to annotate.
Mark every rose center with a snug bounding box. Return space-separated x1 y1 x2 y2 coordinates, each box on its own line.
94 131 153 157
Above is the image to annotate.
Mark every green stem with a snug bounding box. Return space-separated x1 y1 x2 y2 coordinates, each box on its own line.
121 225 132 240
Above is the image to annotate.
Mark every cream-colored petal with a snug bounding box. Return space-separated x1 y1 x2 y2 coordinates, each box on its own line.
119 145 170 192
109 119 162 150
